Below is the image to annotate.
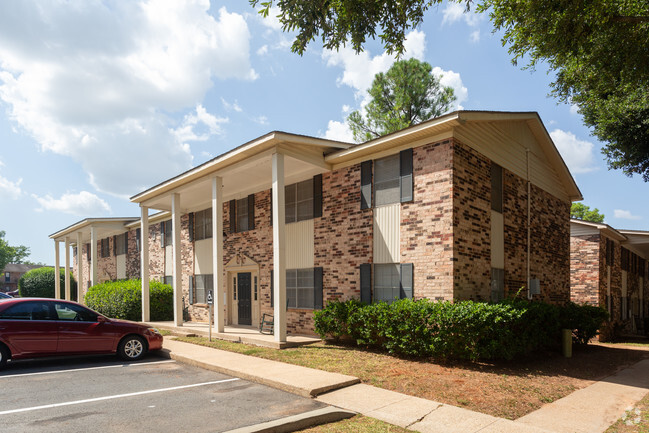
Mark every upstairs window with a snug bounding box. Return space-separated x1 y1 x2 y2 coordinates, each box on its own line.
491 163 503 213
229 195 255 233
160 220 172 247
285 178 314 223
100 238 110 258
115 233 127 256
375 154 401 206
361 148 413 209
4 272 9 283
193 208 213 241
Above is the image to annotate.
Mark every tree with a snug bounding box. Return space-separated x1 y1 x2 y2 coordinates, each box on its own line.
571 203 605 223
251 0 649 179
0 231 30 273
347 58 456 142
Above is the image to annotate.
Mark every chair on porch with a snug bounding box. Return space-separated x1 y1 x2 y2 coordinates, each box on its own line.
259 313 274 335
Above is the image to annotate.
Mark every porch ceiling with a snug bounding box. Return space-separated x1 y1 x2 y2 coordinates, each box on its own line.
619 230 649 259
50 218 138 244
138 147 330 213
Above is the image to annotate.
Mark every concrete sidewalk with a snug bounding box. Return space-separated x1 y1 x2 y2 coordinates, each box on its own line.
160 337 649 433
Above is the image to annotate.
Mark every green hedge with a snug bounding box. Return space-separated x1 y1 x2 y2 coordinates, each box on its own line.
18 267 77 300
314 299 608 361
85 279 173 321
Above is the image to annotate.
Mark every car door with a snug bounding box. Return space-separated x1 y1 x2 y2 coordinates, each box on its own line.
54 302 116 354
0 301 58 357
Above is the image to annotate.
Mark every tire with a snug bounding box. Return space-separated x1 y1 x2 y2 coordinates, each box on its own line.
0 344 9 369
117 335 147 361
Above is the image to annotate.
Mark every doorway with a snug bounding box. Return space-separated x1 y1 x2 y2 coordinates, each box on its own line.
237 272 252 325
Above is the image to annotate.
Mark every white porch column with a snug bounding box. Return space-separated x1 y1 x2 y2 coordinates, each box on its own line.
272 152 287 342
76 231 84 304
90 226 98 288
64 237 71 300
54 241 61 299
212 176 224 332
141 206 150 322
172 193 183 326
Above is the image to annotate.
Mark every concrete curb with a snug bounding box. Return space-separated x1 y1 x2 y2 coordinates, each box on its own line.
157 348 360 398
223 407 356 433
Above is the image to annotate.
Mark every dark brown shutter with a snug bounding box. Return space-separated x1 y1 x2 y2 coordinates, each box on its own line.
313 174 323 218
400 148 413 202
113 235 117 256
229 200 236 233
270 270 274 308
360 264 372 304
400 263 413 299
269 188 273 226
248 194 255 230
360 161 372 209
314 267 323 309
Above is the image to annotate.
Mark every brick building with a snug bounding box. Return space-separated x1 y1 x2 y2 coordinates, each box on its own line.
570 219 649 334
1 263 43 293
52 111 582 341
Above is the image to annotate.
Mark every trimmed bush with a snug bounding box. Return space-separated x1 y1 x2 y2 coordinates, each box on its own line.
18 267 77 300
85 279 173 321
314 298 609 361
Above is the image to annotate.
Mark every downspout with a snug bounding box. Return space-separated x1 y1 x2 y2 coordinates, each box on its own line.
527 148 532 300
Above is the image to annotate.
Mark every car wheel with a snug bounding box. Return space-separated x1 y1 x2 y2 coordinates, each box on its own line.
117 335 147 361
0 344 9 369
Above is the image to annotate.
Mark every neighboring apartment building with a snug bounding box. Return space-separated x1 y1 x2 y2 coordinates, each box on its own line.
570 219 649 334
52 111 582 341
1 263 43 293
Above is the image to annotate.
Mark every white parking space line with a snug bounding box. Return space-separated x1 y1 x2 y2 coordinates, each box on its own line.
0 378 240 415
0 359 176 379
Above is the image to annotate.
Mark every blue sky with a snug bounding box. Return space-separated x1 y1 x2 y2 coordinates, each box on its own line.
0 0 646 265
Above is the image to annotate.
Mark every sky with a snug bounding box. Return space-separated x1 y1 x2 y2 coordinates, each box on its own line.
0 0 647 266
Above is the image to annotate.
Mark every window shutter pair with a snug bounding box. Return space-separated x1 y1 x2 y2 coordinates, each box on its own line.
189 212 195 242
189 275 194 305
360 149 413 209
359 263 414 303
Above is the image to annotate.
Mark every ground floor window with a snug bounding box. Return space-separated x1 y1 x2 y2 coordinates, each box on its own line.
360 263 413 304
163 276 173 287
192 274 213 305
271 267 323 310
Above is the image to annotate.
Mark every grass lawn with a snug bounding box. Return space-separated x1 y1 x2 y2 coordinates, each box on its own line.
297 415 409 432
173 335 649 420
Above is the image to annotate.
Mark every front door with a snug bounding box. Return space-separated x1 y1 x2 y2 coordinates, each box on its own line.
237 272 252 325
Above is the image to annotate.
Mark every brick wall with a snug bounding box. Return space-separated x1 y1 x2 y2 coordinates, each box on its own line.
570 234 600 305
126 228 140 279
401 139 455 300
97 237 116 283
451 140 492 301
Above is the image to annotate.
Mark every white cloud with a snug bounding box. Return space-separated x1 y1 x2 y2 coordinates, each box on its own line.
257 45 269 56
33 191 111 215
432 67 468 110
470 30 481 43
550 129 598 174
0 173 22 200
442 3 482 27
173 105 228 143
323 120 354 143
614 209 642 220
253 115 269 126
570 104 580 115
0 1 256 196
221 98 243 113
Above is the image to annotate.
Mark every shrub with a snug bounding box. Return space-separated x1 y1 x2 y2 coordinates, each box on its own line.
314 298 610 361
85 279 173 321
18 267 77 300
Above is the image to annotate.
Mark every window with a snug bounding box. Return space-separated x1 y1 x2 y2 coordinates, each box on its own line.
100 238 110 258
163 220 172 247
193 274 213 304
360 263 413 304
621 248 630 271
0 302 53 320
194 208 212 241
606 239 614 266
491 163 503 213
54 302 98 322
286 268 314 309
285 178 314 223
230 195 255 233
115 233 127 256
236 198 249 232
163 276 173 287
361 149 413 209
375 154 401 206
136 228 141 253
4 272 9 283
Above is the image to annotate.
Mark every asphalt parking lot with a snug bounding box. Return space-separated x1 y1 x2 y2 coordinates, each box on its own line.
0 354 326 432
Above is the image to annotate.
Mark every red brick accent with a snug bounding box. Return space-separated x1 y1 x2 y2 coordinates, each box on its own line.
570 234 600 305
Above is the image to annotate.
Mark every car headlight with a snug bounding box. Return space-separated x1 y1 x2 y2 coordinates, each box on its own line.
146 327 162 336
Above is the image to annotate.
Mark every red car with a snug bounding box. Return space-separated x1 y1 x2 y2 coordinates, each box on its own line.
0 298 163 368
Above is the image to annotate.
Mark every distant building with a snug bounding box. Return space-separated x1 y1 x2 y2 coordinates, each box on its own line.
2 263 44 293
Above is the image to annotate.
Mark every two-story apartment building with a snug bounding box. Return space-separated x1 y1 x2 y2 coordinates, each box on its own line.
52 111 582 342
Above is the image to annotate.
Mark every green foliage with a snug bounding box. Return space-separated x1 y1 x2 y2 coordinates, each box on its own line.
570 203 605 223
253 0 649 180
314 298 609 360
0 231 30 273
18 267 76 300
347 58 456 142
85 279 173 321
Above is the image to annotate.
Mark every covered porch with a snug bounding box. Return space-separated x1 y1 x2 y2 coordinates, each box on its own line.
131 132 349 343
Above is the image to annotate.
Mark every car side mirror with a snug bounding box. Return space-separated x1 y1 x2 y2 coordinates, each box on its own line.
96 315 108 323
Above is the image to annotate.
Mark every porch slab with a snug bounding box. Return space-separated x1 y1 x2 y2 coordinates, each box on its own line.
160 337 360 398
146 321 321 349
